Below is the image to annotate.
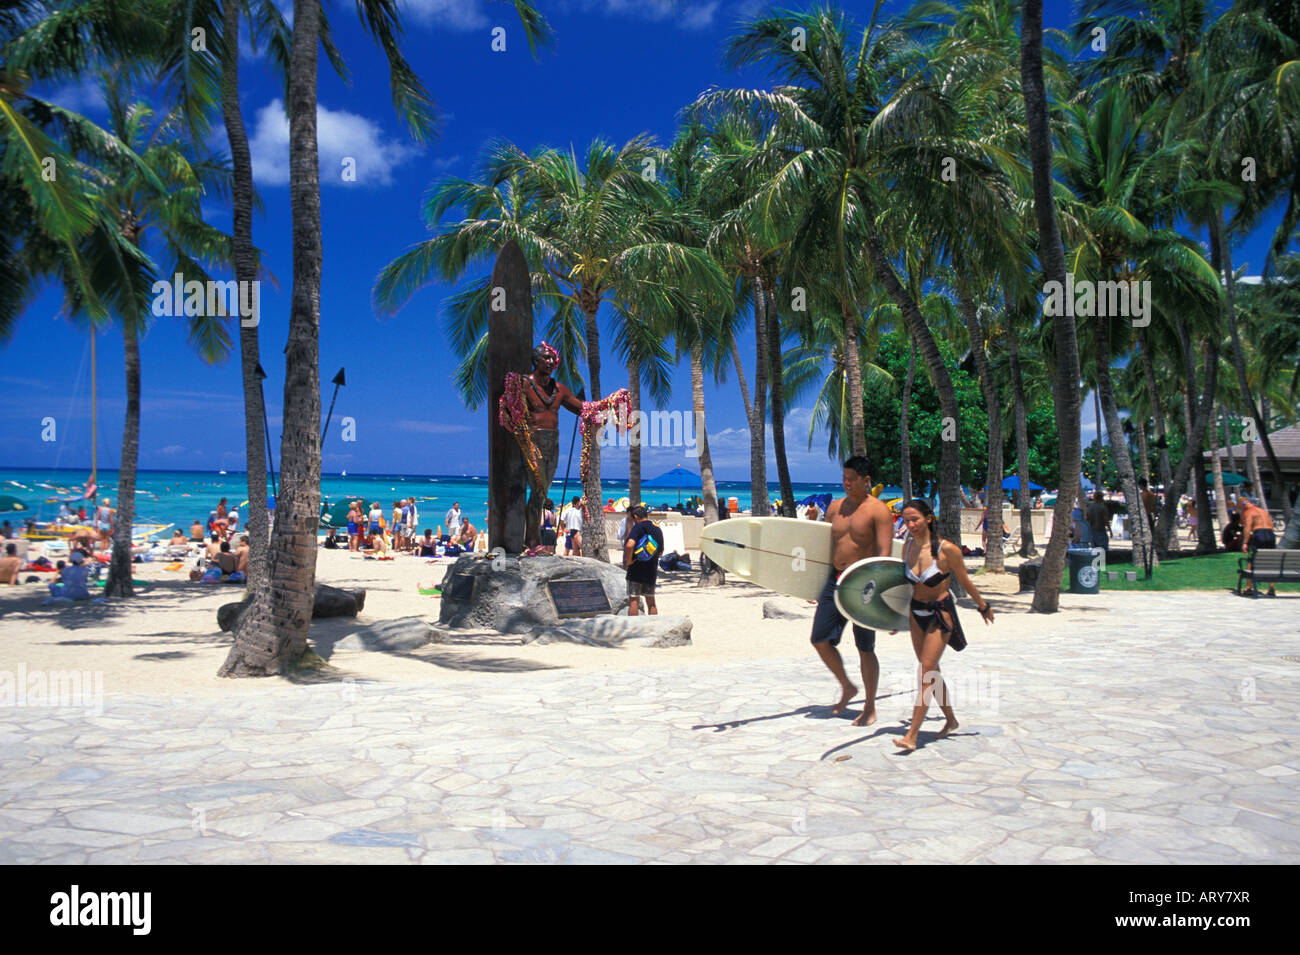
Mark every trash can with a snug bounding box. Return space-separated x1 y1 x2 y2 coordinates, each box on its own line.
1067 547 1103 594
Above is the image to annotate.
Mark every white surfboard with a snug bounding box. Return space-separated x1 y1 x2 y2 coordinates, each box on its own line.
699 517 834 600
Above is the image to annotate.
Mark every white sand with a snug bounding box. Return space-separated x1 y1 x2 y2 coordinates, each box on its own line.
0 544 1070 701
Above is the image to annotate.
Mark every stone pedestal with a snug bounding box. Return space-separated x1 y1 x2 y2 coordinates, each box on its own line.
438 554 628 634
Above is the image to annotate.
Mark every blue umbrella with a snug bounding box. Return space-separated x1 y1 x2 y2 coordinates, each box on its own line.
1001 475 1045 492
641 465 700 504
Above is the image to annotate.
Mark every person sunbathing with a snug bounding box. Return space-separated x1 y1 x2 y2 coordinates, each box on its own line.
49 551 92 600
189 520 205 542
416 529 438 556
216 542 238 577
456 521 477 547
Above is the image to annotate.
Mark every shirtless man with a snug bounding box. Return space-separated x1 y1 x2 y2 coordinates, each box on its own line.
811 455 895 726
521 342 584 549
0 543 21 585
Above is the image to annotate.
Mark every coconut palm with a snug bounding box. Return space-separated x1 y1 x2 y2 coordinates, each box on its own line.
377 134 726 561
1021 0 1083 613
60 79 237 596
222 0 537 677
1 0 175 330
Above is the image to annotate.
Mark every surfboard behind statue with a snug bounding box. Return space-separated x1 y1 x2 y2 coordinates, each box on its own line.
834 557 910 631
699 517 833 601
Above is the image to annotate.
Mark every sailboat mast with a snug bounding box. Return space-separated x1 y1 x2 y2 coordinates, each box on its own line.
90 328 97 485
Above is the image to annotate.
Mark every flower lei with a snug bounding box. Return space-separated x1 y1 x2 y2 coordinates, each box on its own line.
579 389 631 486
499 373 546 493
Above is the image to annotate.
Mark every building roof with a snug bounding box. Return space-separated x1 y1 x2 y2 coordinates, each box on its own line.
1204 425 1300 464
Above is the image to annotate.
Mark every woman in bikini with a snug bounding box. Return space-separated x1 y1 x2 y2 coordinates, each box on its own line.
895 499 995 751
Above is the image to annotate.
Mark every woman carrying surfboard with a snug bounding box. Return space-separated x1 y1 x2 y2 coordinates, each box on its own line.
894 499 995 752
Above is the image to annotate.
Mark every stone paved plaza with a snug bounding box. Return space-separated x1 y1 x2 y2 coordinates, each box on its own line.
1 592 1297 864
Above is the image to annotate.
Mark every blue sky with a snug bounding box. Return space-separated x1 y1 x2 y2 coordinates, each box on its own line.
2 0 1287 483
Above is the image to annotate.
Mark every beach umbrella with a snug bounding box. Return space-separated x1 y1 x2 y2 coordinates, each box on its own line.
1000 475 1044 492
1210 471 1247 486
642 465 700 504
0 495 29 512
321 500 353 528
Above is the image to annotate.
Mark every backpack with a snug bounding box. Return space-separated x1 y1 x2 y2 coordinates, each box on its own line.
632 531 660 562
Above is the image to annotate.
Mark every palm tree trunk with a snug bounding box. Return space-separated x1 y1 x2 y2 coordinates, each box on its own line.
104 316 140 598
765 276 795 516
1004 306 1037 557
627 355 641 510
1136 426 1151 489
1022 0 1082 612
901 339 915 502
1246 434 1266 510
1156 320 1219 556
574 302 608 561
1215 209 1291 521
222 0 268 590
730 338 752 423
842 306 867 458
863 230 961 544
691 343 719 525
1224 413 1236 473
1093 389 1103 488
221 0 323 676
750 283 770 517
1250 398 1272 512
1140 337 1173 493
1096 317 1154 572
958 281 1004 572
1210 402 1229 530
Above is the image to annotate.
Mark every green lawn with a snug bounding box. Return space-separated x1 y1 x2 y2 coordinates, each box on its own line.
1062 552 1300 593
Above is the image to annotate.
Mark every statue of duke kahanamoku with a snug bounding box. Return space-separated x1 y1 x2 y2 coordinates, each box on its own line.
521 343 583 549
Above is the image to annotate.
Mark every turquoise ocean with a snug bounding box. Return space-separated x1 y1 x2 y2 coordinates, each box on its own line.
1 468 907 533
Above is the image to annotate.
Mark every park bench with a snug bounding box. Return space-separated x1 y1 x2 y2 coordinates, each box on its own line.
1236 549 1300 595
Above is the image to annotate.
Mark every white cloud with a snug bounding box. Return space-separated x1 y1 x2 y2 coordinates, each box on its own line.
247 98 419 187
575 0 721 30
394 419 474 434
43 77 104 115
401 0 492 29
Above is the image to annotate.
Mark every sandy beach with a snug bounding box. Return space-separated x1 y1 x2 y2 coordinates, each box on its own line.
2 543 1067 701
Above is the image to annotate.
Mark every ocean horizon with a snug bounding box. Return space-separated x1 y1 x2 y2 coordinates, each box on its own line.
2 466 904 532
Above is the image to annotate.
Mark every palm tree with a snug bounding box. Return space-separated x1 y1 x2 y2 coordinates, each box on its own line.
377 135 725 561
688 107 793 517
1022 0 1083 613
66 80 236 596
221 0 512 677
1 0 173 330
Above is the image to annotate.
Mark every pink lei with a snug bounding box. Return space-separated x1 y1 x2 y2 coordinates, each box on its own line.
579 389 631 484
498 373 546 493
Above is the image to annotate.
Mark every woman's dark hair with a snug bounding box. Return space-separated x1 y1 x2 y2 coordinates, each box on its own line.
543 498 554 510
903 498 941 561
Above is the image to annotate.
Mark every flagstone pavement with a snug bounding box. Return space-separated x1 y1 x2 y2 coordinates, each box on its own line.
1 592 1297 864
